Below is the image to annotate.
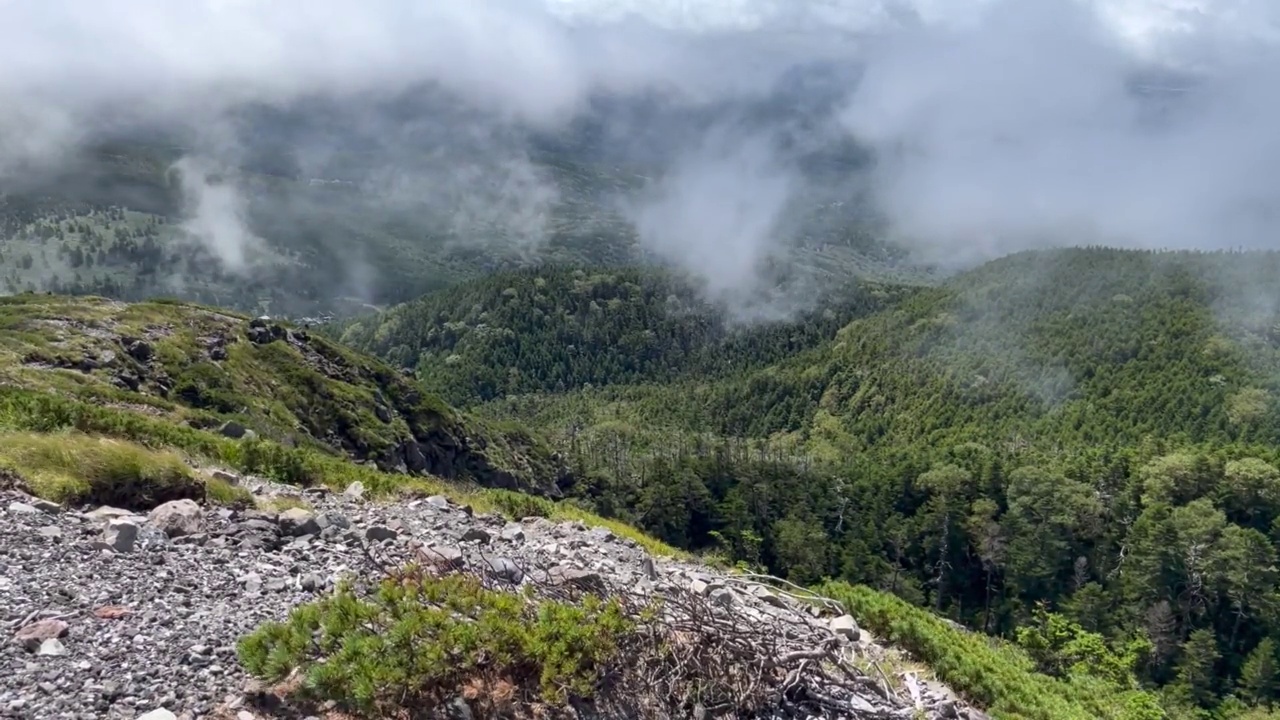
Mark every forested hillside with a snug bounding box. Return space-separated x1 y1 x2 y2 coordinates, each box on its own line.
343 247 1280 717
335 266 908 405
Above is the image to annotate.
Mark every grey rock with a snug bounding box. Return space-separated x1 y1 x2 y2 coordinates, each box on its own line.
32 498 62 513
548 567 603 591
136 710 178 720
104 518 140 552
426 495 451 510
460 527 491 543
217 421 249 439
240 573 263 594
829 615 860 642
419 545 464 568
500 524 526 542
342 481 365 500
8 501 39 514
640 557 658 581
750 584 788 608
365 525 397 542
210 470 240 485
402 440 428 474
37 526 62 539
84 506 135 521
125 338 154 361
173 533 208 546
316 512 350 530
276 508 319 536
487 558 524 584
147 499 204 538
708 587 736 609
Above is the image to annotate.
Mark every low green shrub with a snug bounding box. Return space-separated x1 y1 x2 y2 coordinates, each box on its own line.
237 571 636 716
820 582 1166 720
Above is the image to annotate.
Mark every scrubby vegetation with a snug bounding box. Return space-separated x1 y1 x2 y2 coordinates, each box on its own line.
237 570 637 716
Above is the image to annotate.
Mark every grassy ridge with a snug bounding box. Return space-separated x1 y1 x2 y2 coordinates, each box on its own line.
0 293 563 495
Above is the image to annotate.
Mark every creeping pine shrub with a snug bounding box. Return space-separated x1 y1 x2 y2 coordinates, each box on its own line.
236 570 636 716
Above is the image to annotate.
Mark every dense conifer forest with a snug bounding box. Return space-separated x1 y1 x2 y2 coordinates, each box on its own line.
343 247 1280 717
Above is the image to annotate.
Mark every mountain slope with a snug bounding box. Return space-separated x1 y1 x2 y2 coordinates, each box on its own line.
0 293 565 496
0 289 1172 720
335 265 909 405
428 248 1280 717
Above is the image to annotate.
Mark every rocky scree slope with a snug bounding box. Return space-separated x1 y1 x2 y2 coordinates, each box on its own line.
1 471 983 720
0 294 565 495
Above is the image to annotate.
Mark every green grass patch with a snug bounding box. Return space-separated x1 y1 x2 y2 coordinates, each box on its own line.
256 495 314 513
0 430 202 509
204 475 254 508
0 386 687 558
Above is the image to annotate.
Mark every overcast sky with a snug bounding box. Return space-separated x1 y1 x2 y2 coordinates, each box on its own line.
2 0 1278 278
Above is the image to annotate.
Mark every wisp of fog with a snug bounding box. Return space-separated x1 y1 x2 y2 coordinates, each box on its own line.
1 0 1278 296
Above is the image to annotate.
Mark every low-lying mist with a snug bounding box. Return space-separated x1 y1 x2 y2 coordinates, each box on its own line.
1 0 1278 314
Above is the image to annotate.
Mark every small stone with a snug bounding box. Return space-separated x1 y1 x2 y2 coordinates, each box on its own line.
419 545 464 568
93 606 131 620
589 527 616 543
747 584 783 604
104 518 140 552
426 495 451 510
499 524 525 542
37 526 63 539
460 527 491 543
240 573 263 593
365 525 397 542
7 501 39 514
343 481 365 500
300 574 324 592
316 512 350 530
210 469 240 485
640 557 658 581
237 712 256 720
487 558 524 584
85 506 133 521
548 566 603 591
690 578 711 596
147 499 204 538
37 638 68 656
829 614 860 641
137 710 179 720
708 587 735 609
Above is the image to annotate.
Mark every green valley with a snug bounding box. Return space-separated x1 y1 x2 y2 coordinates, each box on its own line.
343 246 1280 718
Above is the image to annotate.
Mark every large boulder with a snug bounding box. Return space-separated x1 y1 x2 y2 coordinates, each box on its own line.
147 499 204 538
